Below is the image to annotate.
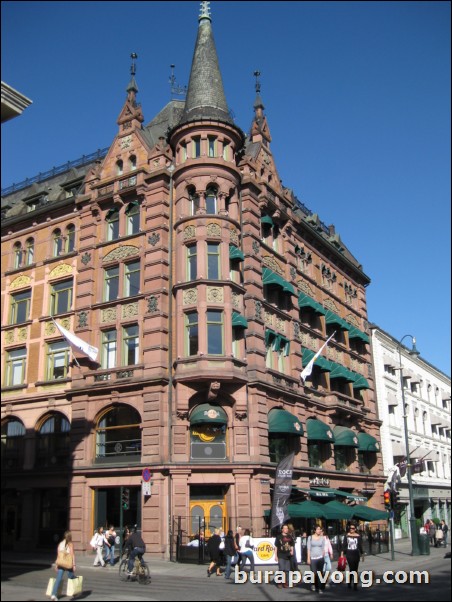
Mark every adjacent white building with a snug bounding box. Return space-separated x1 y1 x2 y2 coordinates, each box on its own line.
371 326 451 536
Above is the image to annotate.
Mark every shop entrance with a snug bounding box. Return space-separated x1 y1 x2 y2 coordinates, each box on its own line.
94 487 141 535
189 486 227 538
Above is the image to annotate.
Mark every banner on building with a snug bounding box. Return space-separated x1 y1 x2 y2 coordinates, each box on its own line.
270 452 295 530
53 319 98 362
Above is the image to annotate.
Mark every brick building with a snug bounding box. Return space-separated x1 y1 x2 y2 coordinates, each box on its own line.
1 2 384 555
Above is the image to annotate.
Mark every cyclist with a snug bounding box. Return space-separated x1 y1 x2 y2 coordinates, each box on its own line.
125 526 146 575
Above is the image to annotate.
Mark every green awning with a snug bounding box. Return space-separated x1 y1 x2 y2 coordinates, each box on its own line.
348 327 370 344
353 374 371 390
287 501 328 518
333 426 359 448
190 404 227 425
325 310 350 331
262 268 295 295
311 487 368 503
229 244 244 262
357 432 380 452
329 363 355 381
261 215 274 226
232 311 248 329
296 487 336 499
298 293 326 315
323 500 354 520
302 349 332 372
351 506 389 522
306 418 335 442
268 408 303 436
265 328 276 347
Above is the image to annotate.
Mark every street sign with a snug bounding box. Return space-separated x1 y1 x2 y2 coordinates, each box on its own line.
142 467 152 482
142 481 151 496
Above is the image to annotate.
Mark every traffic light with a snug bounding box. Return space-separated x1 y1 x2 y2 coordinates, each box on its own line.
384 489 392 509
392 489 401 506
122 487 130 510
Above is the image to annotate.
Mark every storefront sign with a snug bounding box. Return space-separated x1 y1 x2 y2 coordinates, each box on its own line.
309 477 330 487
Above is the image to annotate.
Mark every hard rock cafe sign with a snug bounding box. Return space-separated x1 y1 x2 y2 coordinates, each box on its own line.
309 477 330 487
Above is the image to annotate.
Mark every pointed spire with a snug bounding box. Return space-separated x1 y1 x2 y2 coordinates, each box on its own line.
126 53 139 104
117 52 144 130
250 70 271 145
253 70 265 111
179 2 233 126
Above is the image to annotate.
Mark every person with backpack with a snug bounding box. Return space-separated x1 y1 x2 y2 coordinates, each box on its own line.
104 525 117 566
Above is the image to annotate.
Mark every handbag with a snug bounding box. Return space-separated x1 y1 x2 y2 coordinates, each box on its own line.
337 556 347 571
46 577 63 597
56 549 73 570
89 535 97 548
66 576 83 597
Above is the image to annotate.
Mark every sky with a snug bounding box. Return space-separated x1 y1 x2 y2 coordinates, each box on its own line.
2 1 450 375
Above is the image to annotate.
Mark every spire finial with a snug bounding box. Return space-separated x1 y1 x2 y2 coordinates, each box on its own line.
130 52 138 77
254 70 261 95
126 52 139 100
199 1 211 23
169 64 187 99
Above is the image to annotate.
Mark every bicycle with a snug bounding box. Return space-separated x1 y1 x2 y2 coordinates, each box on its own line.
119 552 151 584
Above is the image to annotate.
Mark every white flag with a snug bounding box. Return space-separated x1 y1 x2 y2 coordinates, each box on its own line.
53 320 98 362
300 332 335 382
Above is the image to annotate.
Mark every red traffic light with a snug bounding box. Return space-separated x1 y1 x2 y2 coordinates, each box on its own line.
384 490 391 508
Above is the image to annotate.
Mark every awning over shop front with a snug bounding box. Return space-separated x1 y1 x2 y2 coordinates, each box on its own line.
306 418 335 442
311 487 368 503
357 432 380 453
262 267 295 295
268 408 303 436
296 487 336 499
323 500 354 520
288 501 328 518
351 506 389 522
298 293 326 315
190 403 227 425
333 426 359 448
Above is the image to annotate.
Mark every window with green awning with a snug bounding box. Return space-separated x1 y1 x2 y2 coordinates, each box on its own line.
260 215 274 226
262 267 295 295
298 293 326 315
268 408 303 436
325 310 350 331
329 363 355 381
229 244 244 261
348 326 370 344
357 432 380 452
231 311 248 329
353 374 371 390
302 349 332 372
333 426 359 447
306 418 335 442
190 403 227 425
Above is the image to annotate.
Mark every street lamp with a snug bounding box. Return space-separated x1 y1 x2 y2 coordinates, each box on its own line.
398 334 420 556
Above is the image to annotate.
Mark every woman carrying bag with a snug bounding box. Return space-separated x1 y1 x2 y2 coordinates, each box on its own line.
49 530 77 601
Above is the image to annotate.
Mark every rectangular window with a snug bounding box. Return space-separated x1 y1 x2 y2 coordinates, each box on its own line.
232 328 244 359
187 244 197 281
181 143 187 162
126 203 140 235
123 324 139 365
207 243 220 280
223 142 229 161
106 209 120 241
5 347 27 386
102 329 117 369
104 266 119 301
193 137 201 158
9 290 31 325
50 279 73 315
185 312 199 356
207 310 223 355
124 261 140 297
46 340 70 380
208 136 216 157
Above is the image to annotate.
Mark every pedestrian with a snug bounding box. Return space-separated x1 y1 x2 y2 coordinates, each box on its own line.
428 520 436 546
50 530 77 601
122 525 130 555
274 524 295 589
223 529 238 579
206 527 222 577
235 526 243 568
92 526 107 567
340 522 364 591
301 530 308 564
239 528 255 572
322 528 334 588
104 525 117 566
287 523 298 571
440 520 448 546
124 526 146 575
307 524 326 594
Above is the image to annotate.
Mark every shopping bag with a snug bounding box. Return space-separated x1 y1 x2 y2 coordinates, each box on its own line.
337 556 347 571
46 577 63 597
66 576 83 597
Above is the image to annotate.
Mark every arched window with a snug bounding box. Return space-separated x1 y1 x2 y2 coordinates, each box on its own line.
65 224 75 253
36 412 70 468
25 238 34 265
1 418 25 470
106 208 120 241
116 160 123 175
53 229 63 257
205 186 217 215
95 405 141 463
13 242 23 269
125 202 140 235
129 155 137 171
189 189 200 216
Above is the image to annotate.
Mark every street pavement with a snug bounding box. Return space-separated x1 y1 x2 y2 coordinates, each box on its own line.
1 539 450 601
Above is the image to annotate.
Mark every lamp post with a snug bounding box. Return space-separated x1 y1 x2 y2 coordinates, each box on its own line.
398 334 420 556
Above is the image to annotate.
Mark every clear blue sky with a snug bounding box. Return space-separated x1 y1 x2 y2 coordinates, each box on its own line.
2 1 450 375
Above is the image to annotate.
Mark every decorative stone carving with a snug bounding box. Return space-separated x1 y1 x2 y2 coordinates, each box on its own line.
45 321 56 336
229 228 239 246
122 302 139 318
183 225 196 241
147 295 158 313
323 298 339 313
207 222 221 237
207 287 223 303
231 292 240 309
293 321 300 339
183 289 198 305
262 256 283 275
345 313 359 327
264 311 273 327
81 252 91 265
148 233 160 247
275 317 285 332
176 410 190 421
18 327 28 341
252 241 260 256
10 275 32 290
102 307 117 323
5 330 15 344
49 264 73 279
297 280 315 296
77 311 88 328
102 245 139 263
255 300 262 320
290 266 296 280
235 411 247 421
